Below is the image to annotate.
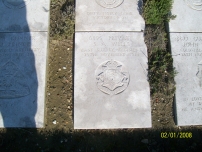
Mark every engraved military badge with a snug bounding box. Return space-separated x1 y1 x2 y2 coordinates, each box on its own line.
3 0 31 9
0 61 30 99
197 61 202 88
95 60 129 95
95 0 124 9
185 0 202 11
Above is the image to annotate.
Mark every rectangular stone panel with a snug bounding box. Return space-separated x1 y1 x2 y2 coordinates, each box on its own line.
169 0 202 32
75 0 145 31
74 32 151 129
0 32 48 127
0 0 50 32
170 33 202 126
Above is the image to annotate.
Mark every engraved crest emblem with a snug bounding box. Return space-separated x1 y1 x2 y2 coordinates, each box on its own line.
3 0 31 9
185 0 202 11
0 61 30 99
197 61 202 88
95 60 129 95
95 0 124 9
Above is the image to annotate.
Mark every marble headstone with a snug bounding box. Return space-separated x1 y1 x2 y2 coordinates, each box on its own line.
170 33 202 126
0 0 50 127
74 32 151 129
0 0 50 32
0 32 48 127
75 0 145 31
169 0 202 32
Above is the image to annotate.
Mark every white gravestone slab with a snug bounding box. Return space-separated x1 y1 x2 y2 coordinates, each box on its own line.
75 0 145 31
169 0 202 32
74 32 151 129
0 0 50 32
170 33 202 126
0 32 48 127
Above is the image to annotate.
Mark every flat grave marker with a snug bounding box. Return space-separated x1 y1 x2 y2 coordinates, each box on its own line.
74 32 151 129
0 32 48 127
169 0 202 32
170 33 202 126
0 0 50 32
75 0 145 31
0 0 50 127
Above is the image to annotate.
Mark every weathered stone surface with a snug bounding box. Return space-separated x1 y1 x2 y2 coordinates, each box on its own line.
170 33 202 126
0 0 50 32
0 32 48 127
75 0 145 31
169 0 202 32
74 32 151 129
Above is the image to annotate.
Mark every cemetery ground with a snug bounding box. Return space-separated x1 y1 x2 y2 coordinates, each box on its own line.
0 0 202 151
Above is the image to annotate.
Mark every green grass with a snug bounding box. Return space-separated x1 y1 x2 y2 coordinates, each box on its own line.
143 0 176 25
143 0 176 95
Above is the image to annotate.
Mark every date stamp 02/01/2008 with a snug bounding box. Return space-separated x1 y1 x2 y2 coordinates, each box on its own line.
161 132 192 139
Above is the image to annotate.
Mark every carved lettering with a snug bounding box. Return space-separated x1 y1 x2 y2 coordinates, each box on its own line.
182 108 187 111
194 37 202 41
181 97 202 112
87 11 133 23
195 53 202 56
10 35 32 41
183 42 198 47
172 36 188 42
172 34 202 57
109 36 132 41
192 97 202 101
191 107 202 111
87 11 132 16
181 53 192 56
181 48 202 52
112 41 130 46
84 53 97 56
89 36 102 40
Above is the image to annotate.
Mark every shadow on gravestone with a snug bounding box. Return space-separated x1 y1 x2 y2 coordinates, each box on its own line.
0 0 38 128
